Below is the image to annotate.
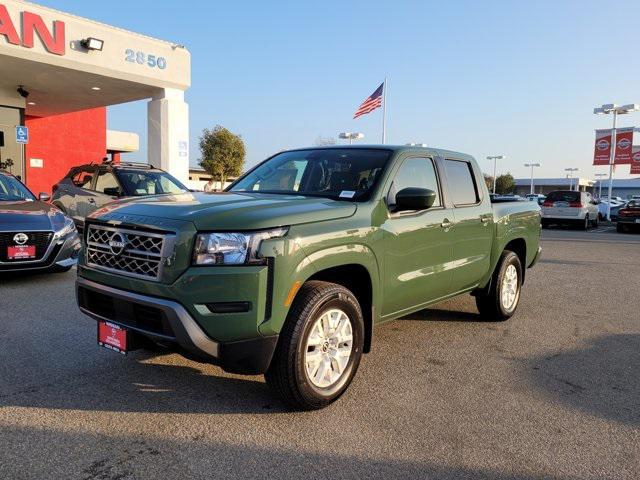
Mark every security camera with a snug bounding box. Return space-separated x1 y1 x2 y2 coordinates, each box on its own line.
17 85 29 98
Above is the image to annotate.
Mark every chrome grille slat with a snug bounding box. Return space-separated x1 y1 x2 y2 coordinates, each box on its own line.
86 224 173 281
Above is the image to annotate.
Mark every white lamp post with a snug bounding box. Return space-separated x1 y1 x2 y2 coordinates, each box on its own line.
564 168 579 191
594 173 607 198
486 155 506 194
524 163 541 194
339 132 365 145
594 103 639 219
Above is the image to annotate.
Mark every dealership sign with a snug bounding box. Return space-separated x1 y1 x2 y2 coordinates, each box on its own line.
614 127 634 165
593 129 612 165
0 3 65 55
631 146 640 175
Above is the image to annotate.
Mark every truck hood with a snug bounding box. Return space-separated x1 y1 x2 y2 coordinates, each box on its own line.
0 200 69 232
89 192 357 230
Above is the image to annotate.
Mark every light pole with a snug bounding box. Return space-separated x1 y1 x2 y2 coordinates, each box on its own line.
486 155 506 194
594 103 639 220
524 163 541 194
594 173 607 198
564 168 579 191
339 132 364 145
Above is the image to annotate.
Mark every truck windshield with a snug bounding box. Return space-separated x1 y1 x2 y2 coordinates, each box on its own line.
229 148 392 201
0 174 36 202
116 169 188 197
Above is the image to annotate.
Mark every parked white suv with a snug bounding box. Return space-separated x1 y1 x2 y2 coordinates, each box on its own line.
541 190 599 229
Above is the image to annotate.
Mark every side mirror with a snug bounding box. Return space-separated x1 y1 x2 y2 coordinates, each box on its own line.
38 192 50 202
395 187 437 211
103 187 122 197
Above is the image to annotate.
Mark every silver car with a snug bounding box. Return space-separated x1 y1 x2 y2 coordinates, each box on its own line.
0 170 81 273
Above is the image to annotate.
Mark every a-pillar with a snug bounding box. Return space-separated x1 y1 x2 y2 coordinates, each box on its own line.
147 88 189 184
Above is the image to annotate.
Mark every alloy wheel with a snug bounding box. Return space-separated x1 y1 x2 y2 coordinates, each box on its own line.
304 309 353 388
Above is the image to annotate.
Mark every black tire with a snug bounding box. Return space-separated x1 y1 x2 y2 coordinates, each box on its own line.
582 215 589 230
52 202 67 214
475 250 523 321
617 223 625 233
265 280 364 410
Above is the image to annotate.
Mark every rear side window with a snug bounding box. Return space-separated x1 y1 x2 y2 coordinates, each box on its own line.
388 157 441 208
546 191 580 203
445 160 479 205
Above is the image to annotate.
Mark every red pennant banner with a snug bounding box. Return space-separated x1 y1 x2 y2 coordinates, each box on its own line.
631 146 640 175
614 127 634 164
593 129 612 165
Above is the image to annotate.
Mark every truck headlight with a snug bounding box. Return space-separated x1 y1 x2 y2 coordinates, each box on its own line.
193 227 288 266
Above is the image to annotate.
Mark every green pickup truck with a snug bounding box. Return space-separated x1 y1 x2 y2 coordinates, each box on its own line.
76 145 541 410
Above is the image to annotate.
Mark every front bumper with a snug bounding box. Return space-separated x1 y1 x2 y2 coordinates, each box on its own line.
76 277 278 374
0 231 81 272
617 217 640 225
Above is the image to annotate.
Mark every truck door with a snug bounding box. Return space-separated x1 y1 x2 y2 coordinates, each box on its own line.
381 156 455 317
444 159 493 291
68 167 98 226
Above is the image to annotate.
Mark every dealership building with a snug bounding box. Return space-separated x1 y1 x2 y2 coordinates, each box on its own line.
0 0 190 195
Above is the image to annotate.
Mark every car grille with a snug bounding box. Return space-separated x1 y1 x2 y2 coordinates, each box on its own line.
86 224 172 281
0 231 53 262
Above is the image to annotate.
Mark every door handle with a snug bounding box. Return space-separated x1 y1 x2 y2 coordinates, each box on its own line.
480 215 491 224
88 198 96 204
441 219 452 229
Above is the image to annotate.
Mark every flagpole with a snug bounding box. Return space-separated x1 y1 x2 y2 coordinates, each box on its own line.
382 76 388 144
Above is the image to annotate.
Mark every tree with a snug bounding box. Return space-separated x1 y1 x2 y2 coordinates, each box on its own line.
199 125 246 189
483 174 494 191
495 173 515 195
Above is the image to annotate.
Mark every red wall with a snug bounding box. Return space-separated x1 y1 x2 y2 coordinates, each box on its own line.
25 108 106 195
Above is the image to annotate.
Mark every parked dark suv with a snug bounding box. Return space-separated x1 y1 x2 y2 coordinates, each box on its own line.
51 161 189 233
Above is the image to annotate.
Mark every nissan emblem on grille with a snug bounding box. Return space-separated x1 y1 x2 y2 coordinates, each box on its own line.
86 225 171 281
13 233 29 245
108 232 126 256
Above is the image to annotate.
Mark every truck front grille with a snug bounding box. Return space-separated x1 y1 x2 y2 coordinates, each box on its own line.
86 224 173 281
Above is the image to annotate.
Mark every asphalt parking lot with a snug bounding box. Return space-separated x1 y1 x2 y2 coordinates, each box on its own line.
1 227 639 480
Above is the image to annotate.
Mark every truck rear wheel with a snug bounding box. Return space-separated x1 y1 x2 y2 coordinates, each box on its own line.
475 250 522 321
265 280 364 410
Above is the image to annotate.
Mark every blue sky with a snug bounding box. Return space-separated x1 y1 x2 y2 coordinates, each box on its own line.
39 0 640 179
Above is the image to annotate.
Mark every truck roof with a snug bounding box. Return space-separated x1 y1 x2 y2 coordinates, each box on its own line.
286 144 475 162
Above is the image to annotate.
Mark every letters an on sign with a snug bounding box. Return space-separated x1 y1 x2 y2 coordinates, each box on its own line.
0 4 66 56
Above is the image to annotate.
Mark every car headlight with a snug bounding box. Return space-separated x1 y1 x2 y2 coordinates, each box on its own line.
193 227 288 266
56 217 76 238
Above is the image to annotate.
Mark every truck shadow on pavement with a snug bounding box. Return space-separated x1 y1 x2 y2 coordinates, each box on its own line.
525 333 640 427
0 425 574 480
401 307 482 323
0 350 286 415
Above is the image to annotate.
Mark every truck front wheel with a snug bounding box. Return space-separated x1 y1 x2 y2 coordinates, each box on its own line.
475 250 522 321
265 281 364 410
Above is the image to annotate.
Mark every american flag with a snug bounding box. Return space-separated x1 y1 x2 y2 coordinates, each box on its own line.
353 82 384 119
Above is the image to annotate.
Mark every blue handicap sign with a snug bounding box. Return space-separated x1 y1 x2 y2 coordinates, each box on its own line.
16 126 29 144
